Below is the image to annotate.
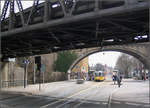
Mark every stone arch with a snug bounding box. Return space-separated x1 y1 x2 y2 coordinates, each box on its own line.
68 46 150 75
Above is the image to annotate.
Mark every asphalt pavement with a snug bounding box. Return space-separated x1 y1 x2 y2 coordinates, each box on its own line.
0 79 149 108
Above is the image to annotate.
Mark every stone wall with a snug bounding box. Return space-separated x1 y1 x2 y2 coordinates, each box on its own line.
27 53 66 83
0 61 24 88
0 62 9 88
69 42 150 73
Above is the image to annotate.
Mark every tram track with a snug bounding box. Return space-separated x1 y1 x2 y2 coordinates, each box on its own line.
0 81 113 108
40 81 111 108
0 79 148 108
107 88 118 108
71 81 116 108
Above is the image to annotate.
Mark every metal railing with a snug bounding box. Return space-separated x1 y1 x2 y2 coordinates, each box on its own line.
2 80 24 88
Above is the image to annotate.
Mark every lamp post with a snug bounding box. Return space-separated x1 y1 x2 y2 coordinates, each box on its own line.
24 59 29 88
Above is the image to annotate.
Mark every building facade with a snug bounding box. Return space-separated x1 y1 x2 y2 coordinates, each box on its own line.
71 57 89 80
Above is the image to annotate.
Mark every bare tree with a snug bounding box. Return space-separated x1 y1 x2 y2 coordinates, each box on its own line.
116 54 133 78
116 53 143 78
130 57 143 78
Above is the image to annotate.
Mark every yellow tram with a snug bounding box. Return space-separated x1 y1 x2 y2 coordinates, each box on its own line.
94 71 105 81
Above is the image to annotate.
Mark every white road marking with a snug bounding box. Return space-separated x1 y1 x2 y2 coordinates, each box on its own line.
144 104 150 107
72 82 111 108
108 89 118 108
125 102 141 106
72 102 83 108
102 102 108 105
112 101 121 104
55 99 76 108
40 99 65 108
40 81 110 108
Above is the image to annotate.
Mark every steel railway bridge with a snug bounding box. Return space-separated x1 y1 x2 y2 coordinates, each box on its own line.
0 0 149 59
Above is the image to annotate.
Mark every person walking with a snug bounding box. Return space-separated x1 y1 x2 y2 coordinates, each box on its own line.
117 76 121 88
142 74 144 80
112 75 115 84
112 74 117 85
120 75 122 82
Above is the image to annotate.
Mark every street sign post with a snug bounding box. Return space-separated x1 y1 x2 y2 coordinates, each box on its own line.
24 59 29 88
41 64 44 83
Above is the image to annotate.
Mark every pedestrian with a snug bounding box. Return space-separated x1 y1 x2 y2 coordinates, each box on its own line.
120 75 122 82
142 74 144 80
112 75 117 85
112 75 115 83
117 76 121 88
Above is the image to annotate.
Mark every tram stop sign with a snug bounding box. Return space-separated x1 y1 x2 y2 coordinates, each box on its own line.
41 64 44 73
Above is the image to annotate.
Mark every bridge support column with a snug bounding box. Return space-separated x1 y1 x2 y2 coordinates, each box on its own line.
67 70 71 80
0 63 1 90
148 42 150 72
0 62 9 89
148 58 150 73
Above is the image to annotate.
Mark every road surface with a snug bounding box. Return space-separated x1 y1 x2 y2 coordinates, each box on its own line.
0 79 149 108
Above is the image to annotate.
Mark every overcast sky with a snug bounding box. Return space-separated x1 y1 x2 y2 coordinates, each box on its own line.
1 1 44 14
88 51 121 68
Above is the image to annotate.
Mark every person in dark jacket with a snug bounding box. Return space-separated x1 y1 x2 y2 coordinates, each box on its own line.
117 76 121 88
112 75 117 84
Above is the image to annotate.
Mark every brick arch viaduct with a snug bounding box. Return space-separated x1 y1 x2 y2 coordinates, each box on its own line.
68 42 150 76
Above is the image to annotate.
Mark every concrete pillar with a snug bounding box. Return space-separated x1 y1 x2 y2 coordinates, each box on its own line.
148 42 150 72
148 61 150 73
0 62 2 90
68 70 71 80
0 62 9 88
33 57 36 84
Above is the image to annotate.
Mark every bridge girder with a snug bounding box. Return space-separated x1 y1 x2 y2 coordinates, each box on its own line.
0 0 149 59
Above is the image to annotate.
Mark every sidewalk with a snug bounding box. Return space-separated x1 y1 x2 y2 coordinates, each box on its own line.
1 80 94 96
112 79 149 104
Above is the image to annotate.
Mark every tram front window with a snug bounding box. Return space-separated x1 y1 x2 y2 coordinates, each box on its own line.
99 73 102 76
95 73 99 77
95 73 102 77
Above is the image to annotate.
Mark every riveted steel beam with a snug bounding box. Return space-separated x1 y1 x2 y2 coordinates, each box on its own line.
44 0 51 22
105 20 137 32
94 0 99 11
9 0 15 30
59 0 67 16
26 0 40 25
0 0 10 21
16 0 25 26
1 2 148 37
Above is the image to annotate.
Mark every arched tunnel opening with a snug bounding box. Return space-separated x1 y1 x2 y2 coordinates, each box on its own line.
66 50 150 108
68 48 150 75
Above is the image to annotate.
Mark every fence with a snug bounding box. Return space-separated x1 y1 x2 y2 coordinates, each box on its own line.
2 80 24 88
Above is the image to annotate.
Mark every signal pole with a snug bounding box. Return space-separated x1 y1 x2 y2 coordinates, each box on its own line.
24 59 29 88
33 57 36 84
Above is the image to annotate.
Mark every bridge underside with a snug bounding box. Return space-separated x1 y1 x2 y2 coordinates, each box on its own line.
1 0 149 59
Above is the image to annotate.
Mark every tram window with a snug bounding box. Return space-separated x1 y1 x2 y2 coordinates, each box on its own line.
95 73 99 77
99 73 101 76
